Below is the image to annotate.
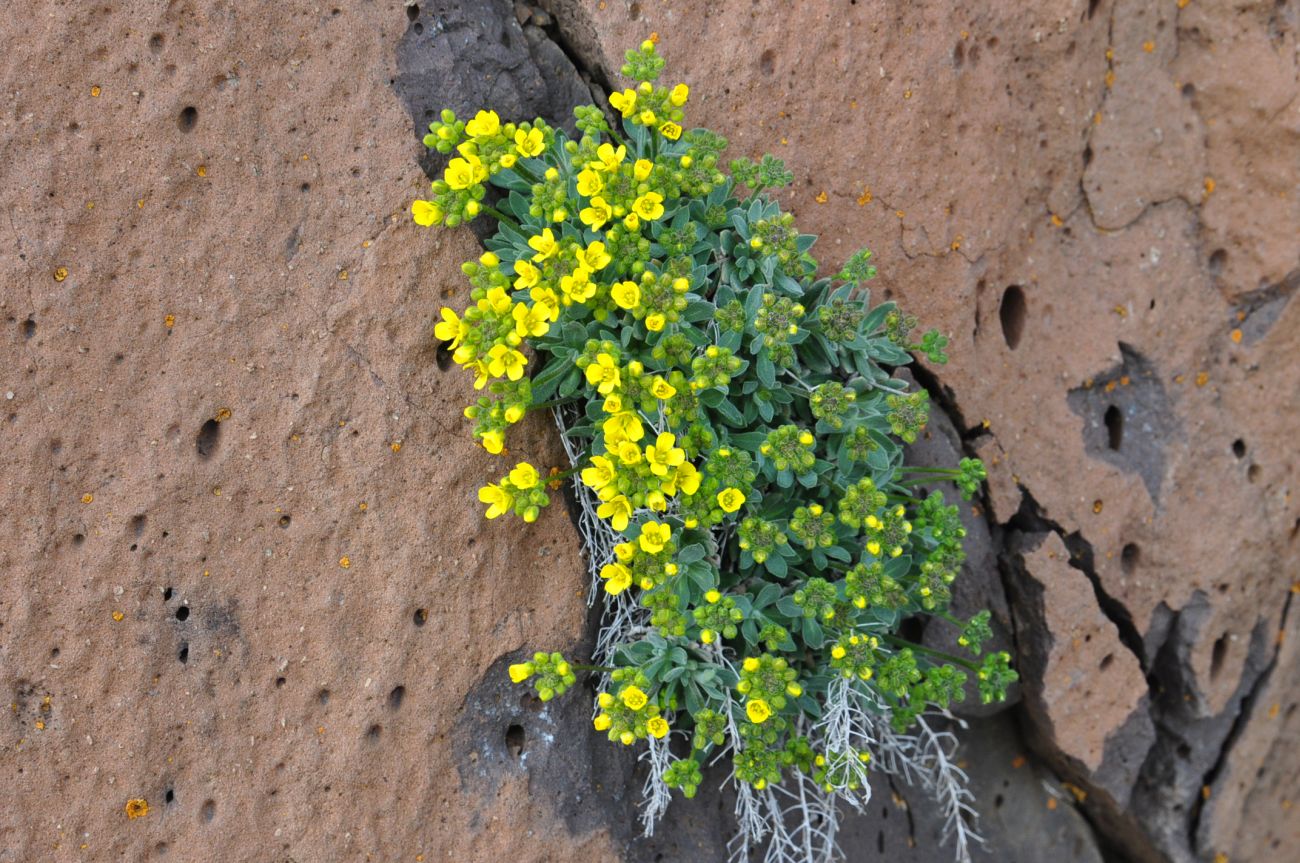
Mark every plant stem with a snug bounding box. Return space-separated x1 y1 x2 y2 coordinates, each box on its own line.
483 205 520 231
573 663 619 674
532 395 583 410
878 633 979 671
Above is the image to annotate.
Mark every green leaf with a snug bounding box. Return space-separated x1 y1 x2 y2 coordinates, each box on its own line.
755 351 776 388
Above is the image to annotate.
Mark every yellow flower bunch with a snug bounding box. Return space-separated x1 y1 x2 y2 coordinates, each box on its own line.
478 461 550 522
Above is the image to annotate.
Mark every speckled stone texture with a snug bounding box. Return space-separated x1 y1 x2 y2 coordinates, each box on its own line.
1 1 1296 862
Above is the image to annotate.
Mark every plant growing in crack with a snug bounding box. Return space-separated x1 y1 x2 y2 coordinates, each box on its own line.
414 39 1015 863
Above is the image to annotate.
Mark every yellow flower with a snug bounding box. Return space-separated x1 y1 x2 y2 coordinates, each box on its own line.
746 699 772 724
649 377 677 400
622 212 641 231
615 440 643 466
603 411 645 444
638 109 657 127
508 663 533 683
411 199 442 226
659 121 682 141
486 344 527 381
444 155 486 190
576 168 604 197
593 713 612 731
717 487 746 513
674 462 702 496
529 286 561 321
481 429 504 454
508 462 540 490
799 430 815 446
633 158 653 181
645 312 666 332
594 142 626 172
580 196 612 230
584 352 622 394
598 692 615 709
831 645 847 660
639 521 672 553
482 286 513 314
513 259 540 290
633 192 665 221
600 562 633 595
578 241 612 271
581 455 617 490
609 88 638 118
560 268 597 304
125 798 149 820
498 153 517 169
743 657 760 672
620 685 649 711
645 432 685 477
433 307 465 347
528 228 559 261
465 109 500 138
705 589 722 604
512 302 550 338
514 126 545 157
602 393 624 414
620 731 636 746
597 494 633 531
612 281 641 310
669 83 689 106
646 716 669 738
478 483 514 519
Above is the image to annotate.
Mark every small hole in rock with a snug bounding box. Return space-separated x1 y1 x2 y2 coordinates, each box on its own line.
163 586 174 601
413 21 423 34
1099 653 1114 671
1176 742 1191 758
1210 633 1229 680
759 49 776 76
999 285 1026 349
435 342 454 371
413 608 427 627
22 318 36 339
275 676 286 688
1247 464 1261 483
131 514 147 536
406 3 418 21
178 643 189 663
72 533 85 546
318 688 330 706
1208 248 1227 276
165 788 175 804
505 723 525 758
1104 404 1123 450
200 799 215 822
1231 439 1246 458
178 106 198 132
1121 543 1140 573
388 685 405 710
149 33 164 52
175 605 190 622
196 419 221 459
278 514 291 528
366 723 382 742
994 793 1004 809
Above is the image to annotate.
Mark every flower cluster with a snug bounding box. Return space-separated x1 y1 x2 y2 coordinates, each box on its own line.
414 40 1014 839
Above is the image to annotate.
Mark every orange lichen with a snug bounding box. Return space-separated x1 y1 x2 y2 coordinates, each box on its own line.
815 191 828 204
857 188 873 206
112 611 124 621
390 440 402 452
54 266 69 282
1093 499 1104 514
339 556 351 569
1230 329 1242 343
1195 372 1209 387
125 798 149 819
1142 40 1155 53
164 314 175 328
196 165 207 177
91 85 101 97
81 493 94 504
214 408 232 422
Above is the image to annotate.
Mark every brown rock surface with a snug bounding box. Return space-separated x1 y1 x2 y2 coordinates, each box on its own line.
1 0 1295 861
0 2 605 861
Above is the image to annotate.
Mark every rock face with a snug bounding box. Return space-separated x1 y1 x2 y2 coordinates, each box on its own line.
0 2 1294 863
